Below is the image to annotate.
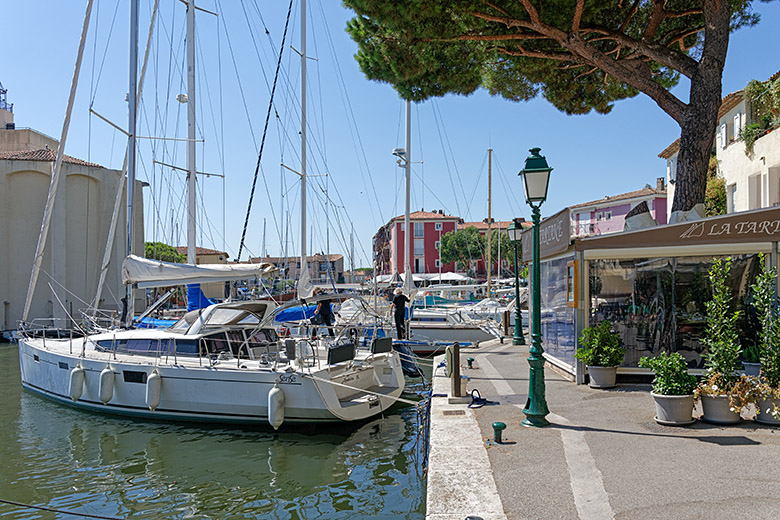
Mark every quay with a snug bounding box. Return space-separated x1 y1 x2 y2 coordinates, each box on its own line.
426 338 780 520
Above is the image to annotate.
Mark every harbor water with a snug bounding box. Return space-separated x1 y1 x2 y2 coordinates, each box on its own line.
0 343 427 519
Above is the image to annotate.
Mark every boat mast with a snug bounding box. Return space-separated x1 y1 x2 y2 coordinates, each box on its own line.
124 0 139 326
186 0 197 265
300 0 307 276
403 99 412 290
486 148 492 298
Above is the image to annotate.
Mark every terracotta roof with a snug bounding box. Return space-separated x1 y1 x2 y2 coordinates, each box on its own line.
658 138 680 159
176 246 228 256
570 187 666 210
390 210 458 221
252 254 343 263
458 220 528 230
0 148 105 168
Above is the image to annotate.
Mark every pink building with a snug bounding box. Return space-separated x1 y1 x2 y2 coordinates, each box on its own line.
569 178 668 238
372 210 459 275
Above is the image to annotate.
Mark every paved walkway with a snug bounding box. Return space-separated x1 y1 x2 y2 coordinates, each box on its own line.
425 338 780 520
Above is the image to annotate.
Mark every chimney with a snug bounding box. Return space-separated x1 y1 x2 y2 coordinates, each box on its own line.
657 177 665 190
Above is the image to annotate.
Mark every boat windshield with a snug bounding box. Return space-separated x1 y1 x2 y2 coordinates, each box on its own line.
204 308 259 327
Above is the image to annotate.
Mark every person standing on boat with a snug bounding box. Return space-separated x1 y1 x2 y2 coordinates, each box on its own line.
391 287 410 340
313 288 335 337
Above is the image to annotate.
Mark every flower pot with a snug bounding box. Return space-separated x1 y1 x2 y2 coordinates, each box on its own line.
756 397 780 426
742 362 761 376
587 366 617 389
701 394 742 424
650 392 695 426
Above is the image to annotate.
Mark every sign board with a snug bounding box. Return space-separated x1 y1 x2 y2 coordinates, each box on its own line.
521 207 571 261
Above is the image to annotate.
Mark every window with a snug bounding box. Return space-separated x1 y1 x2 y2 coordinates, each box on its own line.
604 211 612 221
414 223 424 237
435 240 440 250
435 259 441 268
414 239 425 256
727 183 737 213
400 222 405 232
435 222 443 231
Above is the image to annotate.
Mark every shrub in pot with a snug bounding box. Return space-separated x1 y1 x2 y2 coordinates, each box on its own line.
696 258 752 424
575 320 624 389
749 256 780 425
741 343 762 376
639 352 698 425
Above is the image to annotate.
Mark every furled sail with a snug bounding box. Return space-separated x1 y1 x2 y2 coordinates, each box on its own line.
122 255 276 288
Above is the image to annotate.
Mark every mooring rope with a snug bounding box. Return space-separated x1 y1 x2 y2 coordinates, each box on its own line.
0 498 123 520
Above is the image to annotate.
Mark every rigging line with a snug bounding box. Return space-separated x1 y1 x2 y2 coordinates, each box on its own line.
317 0 384 225
410 166 454 216
493 154 524 219
464 150 488 211
236 0 293 262
88 0 122 106
414 102 425 209
238 0 274 95
429 100 463 217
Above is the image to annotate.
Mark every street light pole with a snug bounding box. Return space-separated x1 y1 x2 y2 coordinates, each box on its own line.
518 147 552 428
508 218 525 346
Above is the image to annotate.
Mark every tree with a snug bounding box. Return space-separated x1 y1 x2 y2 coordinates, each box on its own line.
488 229 521 276
440 226 486 274
145 242 185 263
704 154 727 216
344 0 771 214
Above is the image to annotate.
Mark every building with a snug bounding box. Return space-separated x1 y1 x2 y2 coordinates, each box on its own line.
372 210 459 276
0 97 144 330
456 219 524 278
660 69 780 216
251 254 344 284
174 246 229 300
569 179 668 238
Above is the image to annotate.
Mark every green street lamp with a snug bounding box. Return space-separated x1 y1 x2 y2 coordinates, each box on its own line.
506 218 525 346
518 147 552 427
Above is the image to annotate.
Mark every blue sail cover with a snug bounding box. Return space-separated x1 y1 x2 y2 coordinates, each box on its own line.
187 284 216 311
274 304 317 323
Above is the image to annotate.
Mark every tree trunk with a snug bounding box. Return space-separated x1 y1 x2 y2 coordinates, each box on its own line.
671 0 730 214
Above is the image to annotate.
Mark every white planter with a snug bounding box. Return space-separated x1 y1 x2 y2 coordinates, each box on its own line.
587 366 617 389
742 362 761 376
650 392 695 426
701 394 742 425
756 397 780 426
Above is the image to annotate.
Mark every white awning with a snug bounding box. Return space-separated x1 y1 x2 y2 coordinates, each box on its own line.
122 255 276 288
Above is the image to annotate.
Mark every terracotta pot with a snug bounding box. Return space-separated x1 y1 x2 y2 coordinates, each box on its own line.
650 392 695 426
587 366 617 389
756 397 780 426
701 394 742 425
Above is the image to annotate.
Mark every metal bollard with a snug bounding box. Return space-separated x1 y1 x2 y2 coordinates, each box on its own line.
450 341 461 397
492 422 507 443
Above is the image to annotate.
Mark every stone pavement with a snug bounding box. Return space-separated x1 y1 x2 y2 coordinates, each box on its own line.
425 338 780 520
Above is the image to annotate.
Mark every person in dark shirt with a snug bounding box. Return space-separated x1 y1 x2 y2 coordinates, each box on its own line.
313 288 335 337
390 287 410 339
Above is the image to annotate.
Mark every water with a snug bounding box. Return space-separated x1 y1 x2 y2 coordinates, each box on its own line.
0 343 428 519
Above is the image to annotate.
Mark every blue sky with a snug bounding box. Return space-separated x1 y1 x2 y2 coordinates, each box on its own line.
3 1 780 269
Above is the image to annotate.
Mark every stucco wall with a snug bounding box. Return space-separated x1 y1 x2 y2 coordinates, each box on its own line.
719 130 780 212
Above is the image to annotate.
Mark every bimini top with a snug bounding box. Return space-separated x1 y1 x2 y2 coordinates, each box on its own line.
122 254 276 288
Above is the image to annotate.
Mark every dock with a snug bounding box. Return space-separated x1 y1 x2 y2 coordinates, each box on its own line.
426 338 780 520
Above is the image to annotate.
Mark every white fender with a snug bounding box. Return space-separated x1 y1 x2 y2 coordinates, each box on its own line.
146 370 162 411
68 364 85 402
268 382 285 430
98 365 115 404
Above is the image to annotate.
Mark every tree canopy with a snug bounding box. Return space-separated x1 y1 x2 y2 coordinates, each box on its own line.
345 0 773 214
439 226 486 273
145 242 185 263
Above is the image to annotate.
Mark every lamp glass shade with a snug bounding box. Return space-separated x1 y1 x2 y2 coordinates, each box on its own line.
507 219 523 243
518 147 552 203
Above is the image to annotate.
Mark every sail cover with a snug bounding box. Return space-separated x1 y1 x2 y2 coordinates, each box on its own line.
122 255 276 288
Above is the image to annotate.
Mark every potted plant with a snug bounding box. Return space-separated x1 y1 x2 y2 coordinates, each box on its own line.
575 320 625 389
749 256 780 425
696 258 753 424
741 343 762 376
639 352 698 426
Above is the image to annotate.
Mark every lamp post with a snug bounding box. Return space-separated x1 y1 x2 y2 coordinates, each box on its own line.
506 218 525 346
518 147 552 427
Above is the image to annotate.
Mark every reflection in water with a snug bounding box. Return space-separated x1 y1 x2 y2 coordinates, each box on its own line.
0 344 426 519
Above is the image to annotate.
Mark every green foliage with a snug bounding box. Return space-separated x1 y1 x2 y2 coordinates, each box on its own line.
740 76 780 156
703 258 742 387
575 320 625 367
704 156 726 217
439 226 485 273
639 352 698 396
749 255 780 387
489 229 520 273
145 242 185 263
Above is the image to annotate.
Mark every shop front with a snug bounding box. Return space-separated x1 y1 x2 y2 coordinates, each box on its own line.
523 206 780 384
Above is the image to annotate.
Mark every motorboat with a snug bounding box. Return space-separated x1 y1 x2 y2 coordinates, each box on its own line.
17 298 406 429
408 307 501 347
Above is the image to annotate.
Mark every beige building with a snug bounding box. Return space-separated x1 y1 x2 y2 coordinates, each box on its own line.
252 254 344 283
0 105 144 330
175 246 229 300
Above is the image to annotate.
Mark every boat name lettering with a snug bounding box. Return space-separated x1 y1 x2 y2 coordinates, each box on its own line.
279 374 297 384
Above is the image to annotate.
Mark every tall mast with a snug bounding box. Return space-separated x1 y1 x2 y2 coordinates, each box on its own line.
486 148 492 298
403 99 411 286
124 0 139 325
185 0 197 265
300 0 307 271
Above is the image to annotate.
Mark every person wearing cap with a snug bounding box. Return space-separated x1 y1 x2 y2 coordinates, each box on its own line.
312 288 335 337
390 287 410 339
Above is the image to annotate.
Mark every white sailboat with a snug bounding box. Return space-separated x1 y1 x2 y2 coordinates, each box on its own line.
17 0 406 428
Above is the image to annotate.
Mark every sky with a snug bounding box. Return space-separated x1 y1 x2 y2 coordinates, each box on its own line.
3 1 780 270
